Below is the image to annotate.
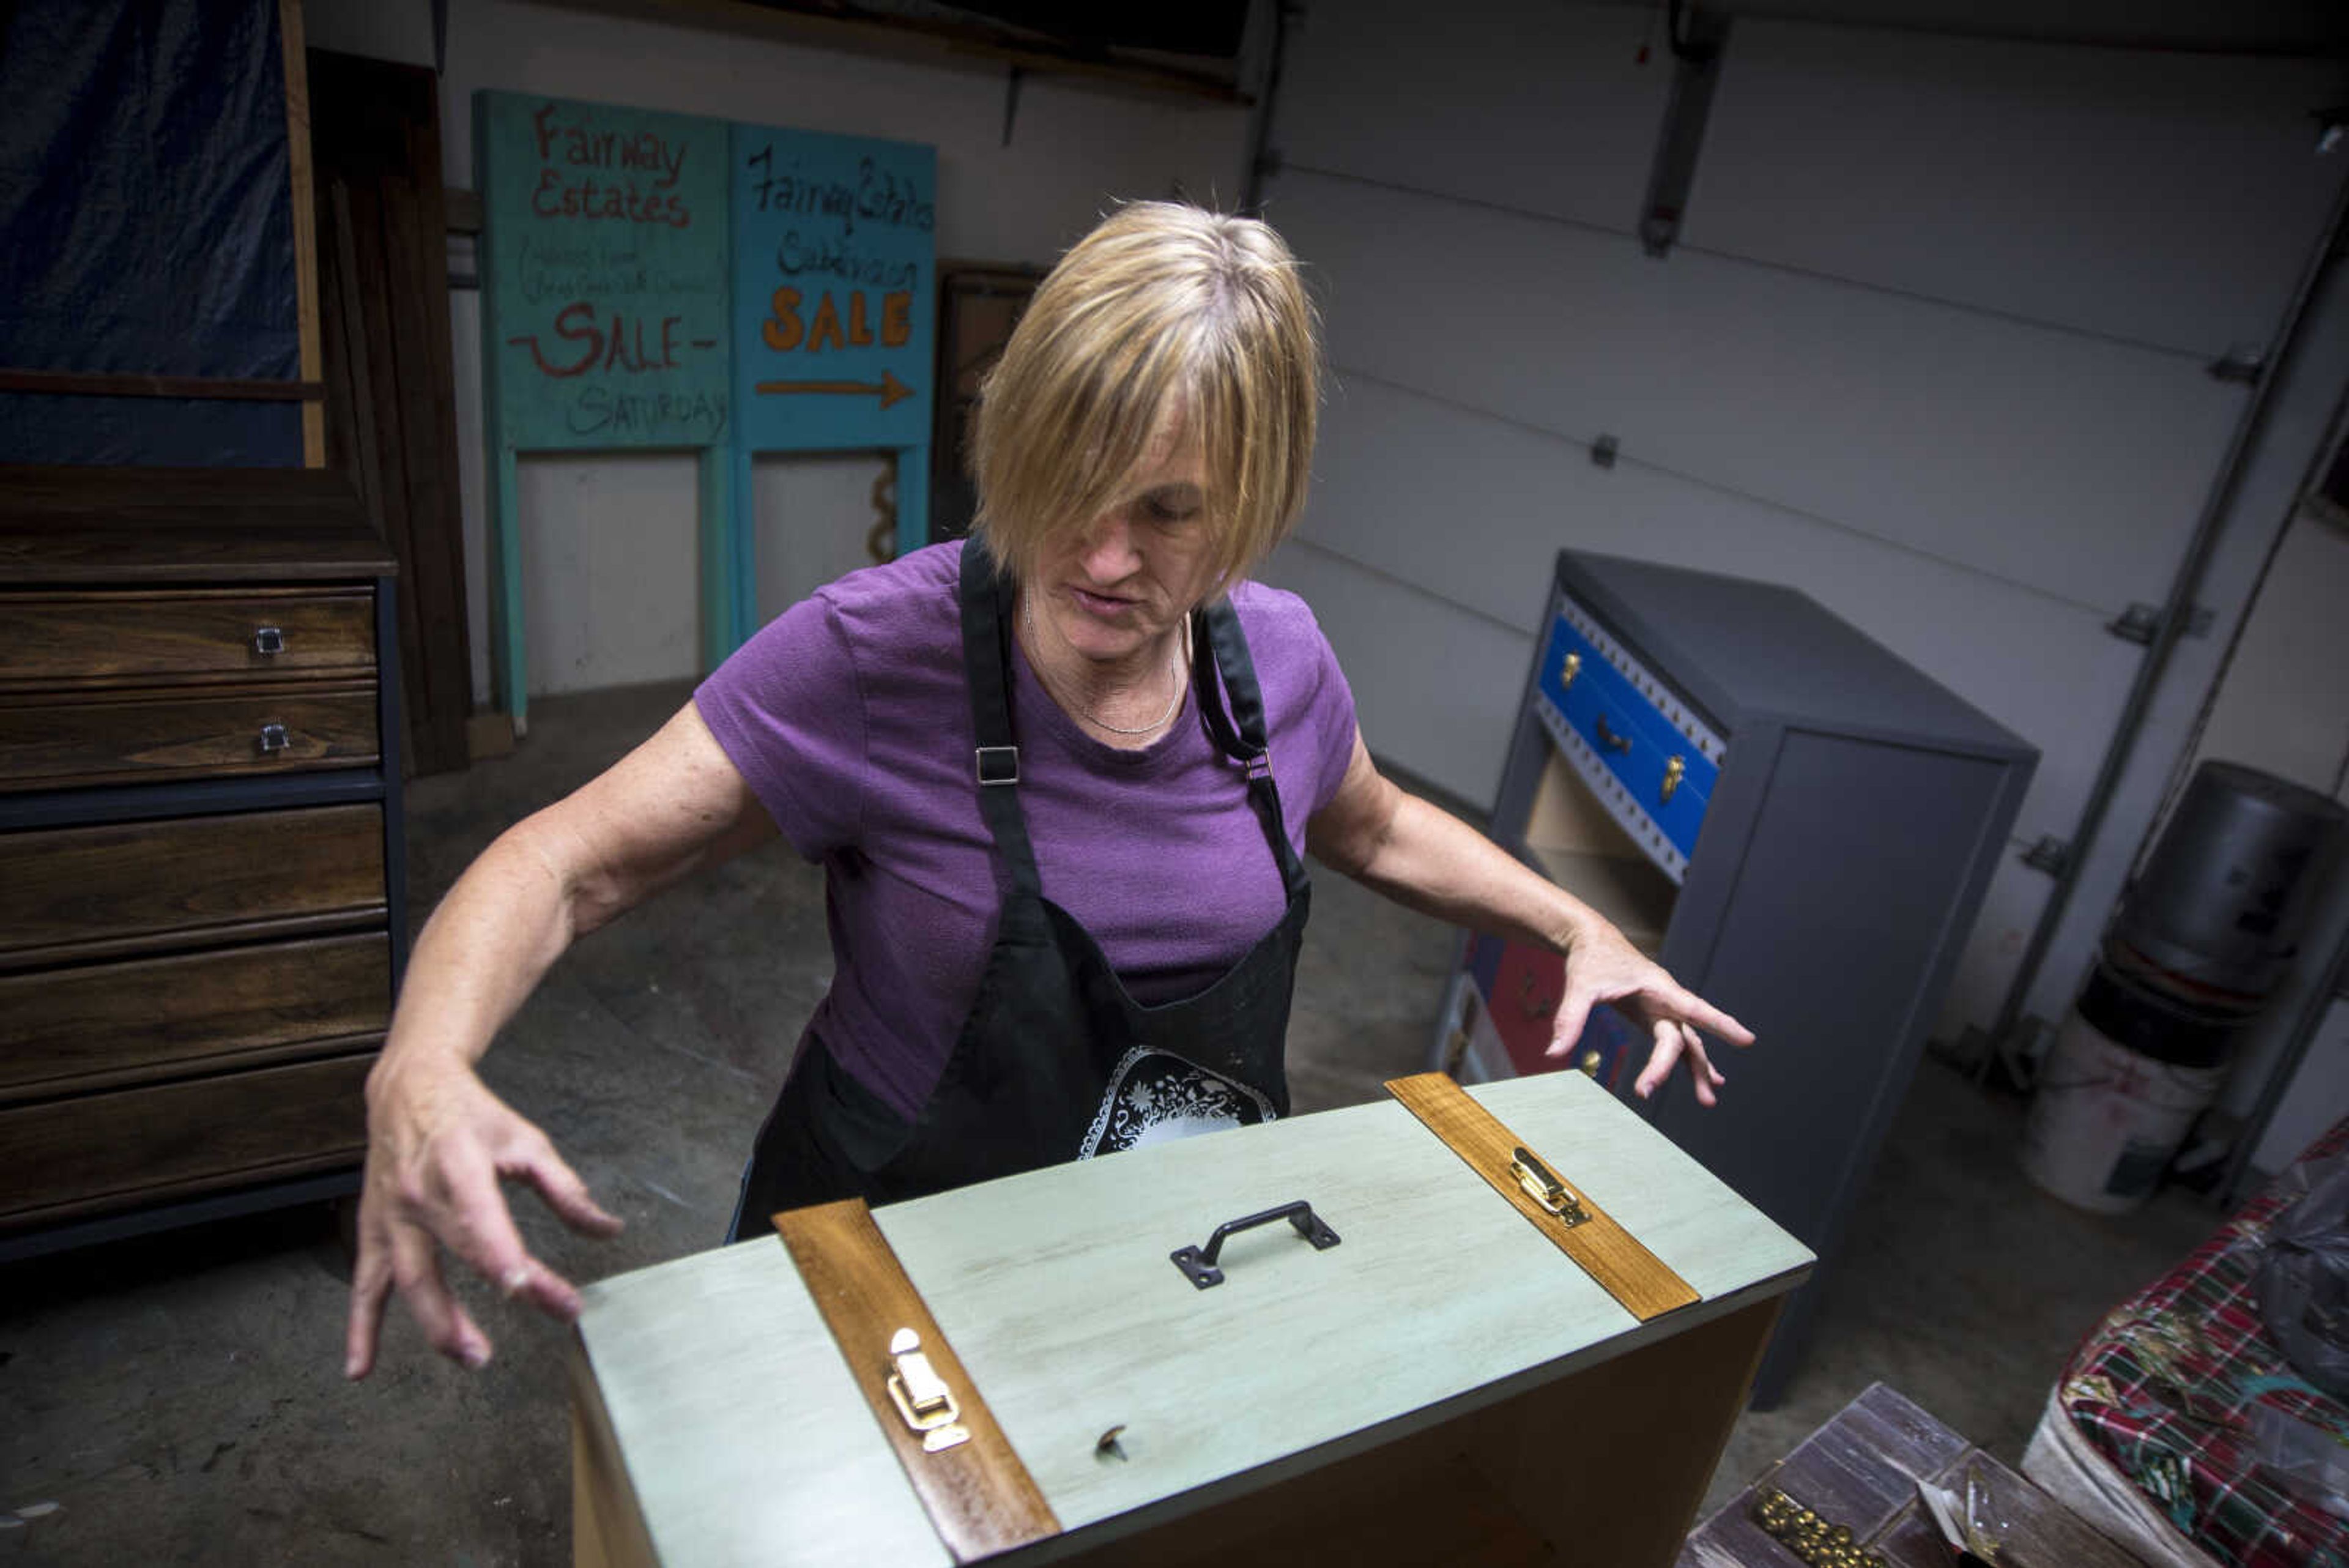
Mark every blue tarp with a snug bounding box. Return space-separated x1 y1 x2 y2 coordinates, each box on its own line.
0 0 302 465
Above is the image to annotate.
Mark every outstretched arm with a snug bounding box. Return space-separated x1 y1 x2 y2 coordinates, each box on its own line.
346 701 777 1378
1304 729 1751 1099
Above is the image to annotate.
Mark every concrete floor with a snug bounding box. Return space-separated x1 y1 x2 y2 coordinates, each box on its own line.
1 680 2218 1564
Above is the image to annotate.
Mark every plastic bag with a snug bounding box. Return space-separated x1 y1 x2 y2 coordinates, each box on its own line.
2247 1402 2349 1520
2260 1152 2349 1397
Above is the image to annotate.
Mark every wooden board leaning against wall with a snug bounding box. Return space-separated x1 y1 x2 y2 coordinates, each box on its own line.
308 47 474 778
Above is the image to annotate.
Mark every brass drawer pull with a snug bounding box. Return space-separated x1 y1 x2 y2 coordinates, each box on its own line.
252 625 285 655
1559 650 1581 689
1592 712 1633 754
1661 755 1685 803
257 723 291 755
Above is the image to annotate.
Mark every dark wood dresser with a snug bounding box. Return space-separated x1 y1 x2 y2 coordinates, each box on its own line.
0 466 406 1258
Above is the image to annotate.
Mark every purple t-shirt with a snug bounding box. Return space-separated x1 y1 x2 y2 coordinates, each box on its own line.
694 541 1360 1119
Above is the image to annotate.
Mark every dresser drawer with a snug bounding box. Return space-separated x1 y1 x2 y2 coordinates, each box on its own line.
0 588 376 692
0 804 386 969
1535 608 1716 880
0 1050 374 1228
0 682 379 790
0 931 390 1100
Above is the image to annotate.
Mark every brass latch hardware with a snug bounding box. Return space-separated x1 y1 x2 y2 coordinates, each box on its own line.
885 1328 970 1453
1509 1146 1589 1227
1661 755 1685 803
1560 650 1581 689
1750 1487 1888 1567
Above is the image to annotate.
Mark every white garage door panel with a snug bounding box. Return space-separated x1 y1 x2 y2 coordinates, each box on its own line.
1272 0 1661 234
1934 856 2058 1046
1275 170 2244 613
1690 23 2343 356
1256 540 1529 806
1296 374 2137 848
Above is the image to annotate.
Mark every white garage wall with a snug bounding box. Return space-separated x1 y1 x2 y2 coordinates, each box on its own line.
304 0 1253 698
1253 0 2349 1039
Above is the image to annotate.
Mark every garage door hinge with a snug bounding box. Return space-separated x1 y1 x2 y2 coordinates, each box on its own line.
2107 602 2213 645
2206 349 2264 385
2021 836 2071 877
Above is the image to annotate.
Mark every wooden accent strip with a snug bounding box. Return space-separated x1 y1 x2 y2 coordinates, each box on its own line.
279 0 324 465
1385 1072 1698 1321
773 1198 1061 1562
0 370 327 403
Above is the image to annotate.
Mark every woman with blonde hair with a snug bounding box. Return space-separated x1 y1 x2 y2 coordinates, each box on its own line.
344 201 1748 1379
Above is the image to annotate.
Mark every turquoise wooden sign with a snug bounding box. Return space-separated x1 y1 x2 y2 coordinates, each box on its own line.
475 91 735 726
472 93 940 723
728 122 937 642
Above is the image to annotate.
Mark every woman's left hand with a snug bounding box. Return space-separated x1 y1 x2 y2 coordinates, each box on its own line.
1545 918 1754 1105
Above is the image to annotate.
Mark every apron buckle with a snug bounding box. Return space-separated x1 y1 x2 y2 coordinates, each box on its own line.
974 745 1021 786
1244 747 1273 781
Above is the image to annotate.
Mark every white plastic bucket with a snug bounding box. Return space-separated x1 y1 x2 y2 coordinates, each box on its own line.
2021 1005 2228 1214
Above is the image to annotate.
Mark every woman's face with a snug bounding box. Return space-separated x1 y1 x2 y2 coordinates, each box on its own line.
1029 425 1220 669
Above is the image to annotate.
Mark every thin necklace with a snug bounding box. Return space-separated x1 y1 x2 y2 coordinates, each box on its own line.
1023 592 1189 737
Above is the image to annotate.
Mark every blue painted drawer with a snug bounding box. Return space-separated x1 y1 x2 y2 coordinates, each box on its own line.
1533 598 1725 879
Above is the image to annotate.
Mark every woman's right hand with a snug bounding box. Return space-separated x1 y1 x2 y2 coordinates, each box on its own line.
343 1058 623 1378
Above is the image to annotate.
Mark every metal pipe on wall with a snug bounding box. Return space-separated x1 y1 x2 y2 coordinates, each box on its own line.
1239 0 1293 218
1987 157 2349 1060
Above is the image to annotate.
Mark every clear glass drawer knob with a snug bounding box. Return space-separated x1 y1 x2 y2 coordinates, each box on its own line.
258 722 291 754
253 626 285 655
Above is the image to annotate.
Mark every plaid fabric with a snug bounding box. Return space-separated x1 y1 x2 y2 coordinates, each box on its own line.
2057 1118 2349 1568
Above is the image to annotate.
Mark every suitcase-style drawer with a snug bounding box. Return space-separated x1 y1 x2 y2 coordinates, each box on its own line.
0 1049 374 1229
0 682 378 791
0 931 390 1100
0 588 376 693
1543 593 1726 768
0 804 386 969
1534 606 1717 879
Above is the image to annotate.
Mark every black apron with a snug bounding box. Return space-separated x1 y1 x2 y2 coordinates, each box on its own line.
727 542 1312 1239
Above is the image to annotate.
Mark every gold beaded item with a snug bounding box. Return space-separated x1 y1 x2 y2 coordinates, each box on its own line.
1748 1487 1890 1568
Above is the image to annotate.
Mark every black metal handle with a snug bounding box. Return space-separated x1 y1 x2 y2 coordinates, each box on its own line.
1170 1200 1340 1290
1592 712 1633 753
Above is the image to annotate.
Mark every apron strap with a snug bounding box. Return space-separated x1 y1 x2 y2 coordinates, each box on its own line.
958 540 1044 899
1193 598 1310 900
963 541 1305 905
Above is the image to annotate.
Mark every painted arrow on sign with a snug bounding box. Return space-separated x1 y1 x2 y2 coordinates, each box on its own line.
754 369 915 410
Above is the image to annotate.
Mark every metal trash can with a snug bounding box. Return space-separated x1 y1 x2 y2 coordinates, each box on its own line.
2027 762 2344 1212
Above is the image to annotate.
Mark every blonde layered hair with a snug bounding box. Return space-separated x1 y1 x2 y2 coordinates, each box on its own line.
968 202 1321 593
